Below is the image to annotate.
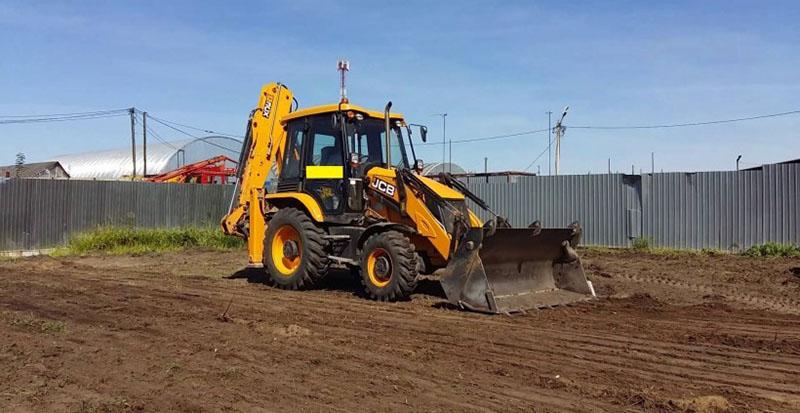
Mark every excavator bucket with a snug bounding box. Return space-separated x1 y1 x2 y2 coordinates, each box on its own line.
439 223 595 314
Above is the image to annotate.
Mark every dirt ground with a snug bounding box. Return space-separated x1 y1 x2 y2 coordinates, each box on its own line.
1 249 799 412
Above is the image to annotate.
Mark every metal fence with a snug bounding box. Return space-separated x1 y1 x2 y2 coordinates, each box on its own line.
1 164 798 252
0 179 235 251
460 163 800 250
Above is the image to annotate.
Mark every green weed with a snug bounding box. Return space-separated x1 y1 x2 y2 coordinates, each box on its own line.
63 227 244 255
744 243 800 258
632 237 651 251
9 313 66 333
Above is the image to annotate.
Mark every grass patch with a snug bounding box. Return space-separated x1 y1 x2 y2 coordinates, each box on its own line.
63 227 244 255
743 242 800 258
9 313 66 334
632 237 651 251
582 245 726 256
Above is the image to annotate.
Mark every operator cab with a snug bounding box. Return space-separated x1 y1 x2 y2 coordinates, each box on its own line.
276 104 423 221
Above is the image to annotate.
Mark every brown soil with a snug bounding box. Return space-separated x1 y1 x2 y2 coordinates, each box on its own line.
1 249 799 412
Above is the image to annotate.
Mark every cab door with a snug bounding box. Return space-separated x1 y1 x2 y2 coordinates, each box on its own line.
276 120 306 193
303 115 346 215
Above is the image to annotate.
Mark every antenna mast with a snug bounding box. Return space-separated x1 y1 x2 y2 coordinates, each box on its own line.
337 59 350 103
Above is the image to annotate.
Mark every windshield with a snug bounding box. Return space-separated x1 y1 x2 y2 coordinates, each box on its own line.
348 118 409 169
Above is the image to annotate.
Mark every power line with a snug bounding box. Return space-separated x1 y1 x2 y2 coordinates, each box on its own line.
419 128 549 146
0 111 129 124
145 113 243 139
133 114 178 150
146 115 240 154
523 136 556 172
570 109 800 130
0 108 130 118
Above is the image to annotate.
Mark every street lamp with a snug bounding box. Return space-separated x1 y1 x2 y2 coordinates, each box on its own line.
554 106 569 175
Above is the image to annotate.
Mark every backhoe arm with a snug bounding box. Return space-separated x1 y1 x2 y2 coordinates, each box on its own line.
222 83 294 241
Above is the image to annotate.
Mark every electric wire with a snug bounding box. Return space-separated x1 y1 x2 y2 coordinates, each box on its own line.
0 108 130 118
523 136 556 172
570 110 800 130
418 128 550 146
0 112 129 124
146 115 240 155
133 114 178 150
145 113 243 139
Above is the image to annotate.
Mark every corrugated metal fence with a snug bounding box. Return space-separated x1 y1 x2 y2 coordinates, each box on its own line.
460 163 799 250
0 179 235 251
1 164 798 251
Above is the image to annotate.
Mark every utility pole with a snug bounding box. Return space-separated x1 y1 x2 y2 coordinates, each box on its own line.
553 106 569 176
449 139 452 173
608 158 611 174
129 107 136 181
142 111 148 177
433 113 447 169
484 157 488 174
736 155 742 171
651 152 654 175
537 165 541 175
546 111 552 175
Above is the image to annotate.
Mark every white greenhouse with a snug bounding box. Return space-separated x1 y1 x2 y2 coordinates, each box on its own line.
54 136 242 180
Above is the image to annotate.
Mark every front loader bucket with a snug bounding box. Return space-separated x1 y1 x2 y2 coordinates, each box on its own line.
439 225 595 314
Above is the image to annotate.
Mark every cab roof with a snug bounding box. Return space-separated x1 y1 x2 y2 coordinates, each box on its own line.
281 103 404 124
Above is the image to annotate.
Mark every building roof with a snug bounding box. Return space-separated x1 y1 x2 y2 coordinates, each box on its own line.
0 161 69 178
741 158 800 171
54 136 242 180
422 162 467 176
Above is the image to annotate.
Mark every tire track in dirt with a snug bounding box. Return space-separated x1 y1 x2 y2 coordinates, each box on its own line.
3 251 800 412
210 285 800 408
611 272 800 314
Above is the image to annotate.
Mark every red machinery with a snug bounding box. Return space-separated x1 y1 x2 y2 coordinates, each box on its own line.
146 155 237 184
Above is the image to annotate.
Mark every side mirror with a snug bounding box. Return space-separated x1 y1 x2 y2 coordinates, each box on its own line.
414 159 424 173
420 126 428 142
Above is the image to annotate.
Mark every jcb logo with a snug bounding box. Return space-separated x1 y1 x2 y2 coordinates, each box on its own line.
371 178 396 196
263 96 273 118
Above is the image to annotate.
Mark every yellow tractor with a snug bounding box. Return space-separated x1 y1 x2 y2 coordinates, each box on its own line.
222 82 594 313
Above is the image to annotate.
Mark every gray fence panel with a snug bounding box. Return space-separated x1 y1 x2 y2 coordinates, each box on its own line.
461 174 640 247
462 164 799 250
0 179 235 251
1 164 798 251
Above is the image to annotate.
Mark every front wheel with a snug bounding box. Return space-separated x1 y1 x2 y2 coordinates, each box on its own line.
359 231 418 301
263 208 328 289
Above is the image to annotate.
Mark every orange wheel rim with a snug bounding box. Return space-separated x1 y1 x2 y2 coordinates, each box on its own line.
271 225 302 276
367 248 392 287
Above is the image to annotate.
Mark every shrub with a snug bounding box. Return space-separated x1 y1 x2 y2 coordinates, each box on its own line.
632 237 650 251
743 243 800 258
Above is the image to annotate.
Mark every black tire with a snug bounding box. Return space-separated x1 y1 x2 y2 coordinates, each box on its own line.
359 231 418 301
262 208 328 290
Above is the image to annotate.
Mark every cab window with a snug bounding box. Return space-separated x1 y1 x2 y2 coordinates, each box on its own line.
281 121 305 180
308 133 342 166
307 117 343 167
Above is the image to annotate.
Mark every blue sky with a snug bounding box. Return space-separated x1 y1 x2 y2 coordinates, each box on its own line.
1 1 798 173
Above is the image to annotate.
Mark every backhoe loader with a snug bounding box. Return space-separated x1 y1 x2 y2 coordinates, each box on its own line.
222 82 595 313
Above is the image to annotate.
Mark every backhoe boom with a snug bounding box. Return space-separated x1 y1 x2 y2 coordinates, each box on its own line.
222 83 294 264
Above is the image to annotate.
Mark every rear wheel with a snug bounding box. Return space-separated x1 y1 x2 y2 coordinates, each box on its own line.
263 208 328 289
359 231 418 301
